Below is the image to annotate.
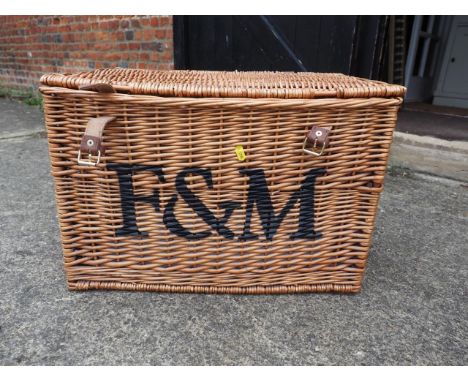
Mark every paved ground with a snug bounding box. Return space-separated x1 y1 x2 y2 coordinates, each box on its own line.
389 132 468 182
0 98 467 365
397 104 468 142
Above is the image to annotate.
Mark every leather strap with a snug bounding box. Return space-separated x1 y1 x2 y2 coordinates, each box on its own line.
79 83 116 93
306 126 331 147
79 117 116 156
302 126 331 156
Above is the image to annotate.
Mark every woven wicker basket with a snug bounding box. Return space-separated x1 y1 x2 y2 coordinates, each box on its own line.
40 69 405 294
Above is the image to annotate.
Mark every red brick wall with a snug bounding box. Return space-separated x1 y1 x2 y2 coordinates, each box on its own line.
0 15 174 91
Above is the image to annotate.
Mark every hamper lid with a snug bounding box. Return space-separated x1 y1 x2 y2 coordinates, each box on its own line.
40 68 406 99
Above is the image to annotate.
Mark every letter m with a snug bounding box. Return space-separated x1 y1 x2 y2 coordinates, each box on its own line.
239 168 325 241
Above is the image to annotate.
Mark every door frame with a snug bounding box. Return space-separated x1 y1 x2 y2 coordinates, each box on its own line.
433 16 468 108
404 16 453 102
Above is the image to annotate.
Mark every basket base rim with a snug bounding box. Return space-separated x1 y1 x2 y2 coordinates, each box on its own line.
69 281 361 294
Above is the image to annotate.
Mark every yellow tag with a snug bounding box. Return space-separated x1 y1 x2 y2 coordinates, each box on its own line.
235 145 246 161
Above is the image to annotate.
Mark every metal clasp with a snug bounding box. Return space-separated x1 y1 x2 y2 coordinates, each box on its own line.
302 137 326 156
77 150 101 166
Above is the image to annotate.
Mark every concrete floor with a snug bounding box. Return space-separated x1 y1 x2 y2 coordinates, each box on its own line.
0 98 467 365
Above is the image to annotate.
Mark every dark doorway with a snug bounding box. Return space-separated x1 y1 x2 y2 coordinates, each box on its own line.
174 16 388 80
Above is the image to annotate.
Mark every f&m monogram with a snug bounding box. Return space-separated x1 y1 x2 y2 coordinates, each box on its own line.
107 164 325 241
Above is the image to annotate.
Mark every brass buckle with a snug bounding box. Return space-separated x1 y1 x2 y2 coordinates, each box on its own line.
77 150 101 166
302 137 326 157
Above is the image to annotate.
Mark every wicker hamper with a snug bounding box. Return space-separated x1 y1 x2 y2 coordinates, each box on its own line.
39 69 406 294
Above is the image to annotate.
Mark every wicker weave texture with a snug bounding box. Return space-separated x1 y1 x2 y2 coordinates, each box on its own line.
41 69 406 99
40 69 404 294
